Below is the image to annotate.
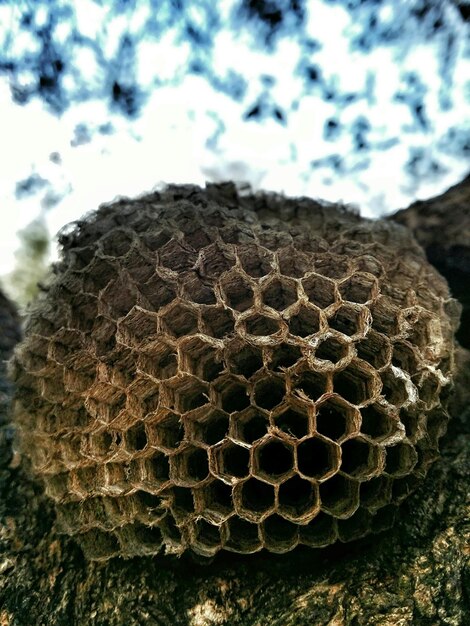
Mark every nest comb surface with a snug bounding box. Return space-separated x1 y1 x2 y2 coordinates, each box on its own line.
11 183 459 561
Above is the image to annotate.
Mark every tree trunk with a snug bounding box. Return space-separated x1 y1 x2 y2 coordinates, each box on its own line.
1 181 469 626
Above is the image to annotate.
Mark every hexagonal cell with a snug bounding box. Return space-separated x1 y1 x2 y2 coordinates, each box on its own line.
213 441 251 480
100 229 134 257
100 276 138 318
426 407 449 448
158 239 197 272
253 376 286 410
139 274 177 311
360 403 398 441
337 508 373 542
168 486 195 523
124 248 155 284
220 272 255 312
297 436 340 480
69 293 98 332
315 256 350 280
124 422 148 453
302 274 336 308
384 443 418 477
328 304 365 337
237 244 273 278
83 258 118 294
160 302 199 338
262 277 298 311
79 529 120 561
197 243 236 280
293 370 329 402
235 478 275 521
370 298 400 336
244 313 281 337
188 408 230 446
262 514 299 552
181 272 216 305
273 403 310 439
231 407 269 444
319 474 359 518
333 361 378 406
354 254 384 277
179 337 224 382
83 429 115 461
137 341 177 381
143 452 171 487
166 376 209 413
268 343 302 371
355 330 391 370
288 305 320 338
117 307 158 348
192 519 222 555
215 377 251 413
299 511 337 548
147 411 184 451
253 437 294 484
200 306 235 339
117 523 163 557
226 341 263 378
195 480 233 523
170 445 210 486
135 489 167 516
360 475 392 511
278 475 319 521
380 369 408 406
417 371 441 408
141 228 171 252
315 396 359 442
391 341 420 373
85 384 126 423
91 316 117 357
339 274 377 304
399 407 422 441
405 311 433 348
315 336 348 364
277 246 312 278
391 474 421 504
225 517 262 553
340 437 383 479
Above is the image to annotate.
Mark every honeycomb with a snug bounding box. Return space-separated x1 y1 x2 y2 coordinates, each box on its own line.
11 183 459 561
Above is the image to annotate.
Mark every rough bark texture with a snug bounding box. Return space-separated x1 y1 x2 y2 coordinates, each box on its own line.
1 181 469 626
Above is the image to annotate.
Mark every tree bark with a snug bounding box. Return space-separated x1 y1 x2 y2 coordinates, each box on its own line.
1 181 469 626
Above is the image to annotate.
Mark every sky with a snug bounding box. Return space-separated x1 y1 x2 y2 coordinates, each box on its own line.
0 0 469 288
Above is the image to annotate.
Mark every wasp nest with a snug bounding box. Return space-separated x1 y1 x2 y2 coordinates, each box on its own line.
11 183 459 561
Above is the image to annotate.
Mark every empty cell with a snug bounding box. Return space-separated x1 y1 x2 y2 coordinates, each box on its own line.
255 438 294 480
278 475 318 518
170 377 209 413
125 249 155 284
198 243 236 279
370 299 400 336
355 255 383 277
269 343 302 371
277 247 311 278
406 313 432 348
262 514 298 551
262 277 298 311
101 277 138 318
360 404 396 440
136 490 165 511
302 274 336 309
333 364 376 405
191 409 230 446
340 438 380 478
85 430 114 460
288 306 320 338
171 486 195 520
79 529 120 560
355 331 391 369
254 376 285 410
237 244 273 278
221 443 250 479
159 239 197 272
201 306 235 339
91 317 117 357
274 406 310 439
46 472 70 501
172 446 209 485
384 443 417 476
399 408 421 440
193 519 221 549
319 474 359 517
218 379 250 413
159 512 183 546
245 313 280 336
297 437 338 479
71 244 95 270
417 372 440 406
83 259 117 293
149 412 184 450
380 370 408 406
182 227 212 250
315 336 348 363
117 308 158 346
180 337 223 382
360 476 392 510
69 293 98 332
140 275 177 311
118 523 163 554
198 480 233 522
294 370 329 402
426 408 449 446
315 257 350 280
392 341 419 373
125 422 147 452
337 508 372 542
299 512 337 547
181 273 216 305
233 408 269 444
100 229 134 257
239 478 275 515
329 305 363 337
316 397 354 441
146 452 171 483
226 343 263 377
339 274 376 304
161 304 198 338
221 273 255 312
225 517 261 553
